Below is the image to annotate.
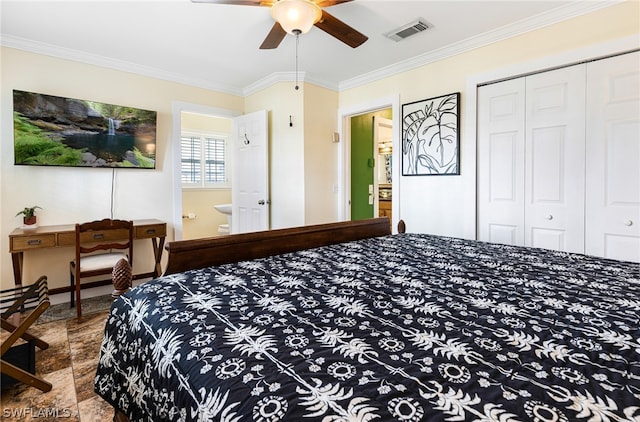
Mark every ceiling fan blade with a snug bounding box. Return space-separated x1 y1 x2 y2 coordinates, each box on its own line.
260 22 287 49
190 0 272 6
316 0 353 7
314 10 367 48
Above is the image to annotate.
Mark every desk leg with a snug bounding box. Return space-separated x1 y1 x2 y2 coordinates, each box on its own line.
11 252 24 286
151 237 166 278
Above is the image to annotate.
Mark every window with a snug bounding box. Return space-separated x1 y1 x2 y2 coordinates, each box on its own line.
181 133 229 188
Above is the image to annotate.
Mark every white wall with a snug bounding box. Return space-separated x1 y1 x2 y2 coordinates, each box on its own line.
338 1 639 239
1 47 243 291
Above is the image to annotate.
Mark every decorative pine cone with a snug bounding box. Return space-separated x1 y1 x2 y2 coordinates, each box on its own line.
112 258 132 297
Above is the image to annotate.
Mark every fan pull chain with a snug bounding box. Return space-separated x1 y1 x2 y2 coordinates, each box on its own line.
294 29 300 90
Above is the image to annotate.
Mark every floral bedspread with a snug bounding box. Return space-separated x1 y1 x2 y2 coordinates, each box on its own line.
95 233 640 421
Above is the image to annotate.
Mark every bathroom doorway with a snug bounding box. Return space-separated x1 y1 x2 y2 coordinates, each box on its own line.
338 95 399 231
180 111 233 240
349 108 393 224
171 101 240 240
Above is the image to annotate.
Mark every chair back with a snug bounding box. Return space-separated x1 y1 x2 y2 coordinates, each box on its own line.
75 218 134 265
0 275 49 320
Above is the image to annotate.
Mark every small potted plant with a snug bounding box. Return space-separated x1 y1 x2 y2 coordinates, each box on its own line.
16 206 42 226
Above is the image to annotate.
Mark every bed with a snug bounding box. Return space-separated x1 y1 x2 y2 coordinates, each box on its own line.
95 217 640 421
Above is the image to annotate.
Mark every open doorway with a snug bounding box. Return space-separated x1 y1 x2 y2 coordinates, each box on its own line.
350 109 393 222
170 102 239 241
180 111 233 240
338 95 400 231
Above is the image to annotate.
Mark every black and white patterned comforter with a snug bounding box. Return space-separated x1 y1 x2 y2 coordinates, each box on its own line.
95 233 640 421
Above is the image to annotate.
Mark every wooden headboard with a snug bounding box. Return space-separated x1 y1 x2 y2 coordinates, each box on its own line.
163 217 393 276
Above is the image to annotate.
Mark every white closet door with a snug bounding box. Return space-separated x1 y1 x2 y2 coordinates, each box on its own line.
524 65 586 253
477 78 526 245
585 51 640 262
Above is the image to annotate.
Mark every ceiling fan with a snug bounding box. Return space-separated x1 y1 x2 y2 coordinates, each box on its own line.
192 0 368 49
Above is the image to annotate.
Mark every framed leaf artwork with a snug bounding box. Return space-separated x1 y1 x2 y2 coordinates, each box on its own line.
402 92 460 175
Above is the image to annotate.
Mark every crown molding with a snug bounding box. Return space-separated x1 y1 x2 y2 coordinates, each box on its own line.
1 33 338 96
338 0 624 91
242 71 337 96
0 34 245 97
243 72 300 96
1 1 623 97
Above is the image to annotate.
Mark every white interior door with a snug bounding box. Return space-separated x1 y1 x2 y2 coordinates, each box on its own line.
232 110 269 234
524 65 586 253
585 51 640 262
477 78 526 245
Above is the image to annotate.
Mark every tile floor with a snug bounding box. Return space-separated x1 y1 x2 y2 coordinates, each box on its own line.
1 310 114 422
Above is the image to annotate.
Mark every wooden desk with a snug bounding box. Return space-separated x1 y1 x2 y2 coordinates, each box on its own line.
9 219 166 287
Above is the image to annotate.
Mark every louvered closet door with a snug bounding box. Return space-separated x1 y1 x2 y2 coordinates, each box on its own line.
524 65 586 253
477 78 525 245
585 51 640 262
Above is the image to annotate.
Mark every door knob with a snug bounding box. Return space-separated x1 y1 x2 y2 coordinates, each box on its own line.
258 200 265 205
545 214 553 220
624 220 633 226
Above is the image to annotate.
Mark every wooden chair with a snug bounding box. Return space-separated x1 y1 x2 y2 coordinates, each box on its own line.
0 275 52 392
69 219 133 319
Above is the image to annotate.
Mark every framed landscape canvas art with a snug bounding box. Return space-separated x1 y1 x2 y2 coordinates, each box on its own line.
13 90 157 169
402 92 460 175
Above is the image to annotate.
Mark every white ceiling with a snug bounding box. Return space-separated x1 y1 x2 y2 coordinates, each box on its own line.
0 0 617 95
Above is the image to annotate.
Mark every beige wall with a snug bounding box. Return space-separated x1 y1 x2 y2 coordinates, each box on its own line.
182 189 232 239
1 47 243 291
339 0 640 238
244 81 340 228
303 83 340 225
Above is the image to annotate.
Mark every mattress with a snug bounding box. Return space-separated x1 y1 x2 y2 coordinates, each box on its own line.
95 233 640 421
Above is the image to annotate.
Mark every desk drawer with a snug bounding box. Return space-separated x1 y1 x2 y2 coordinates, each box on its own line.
136 224 166 239
58 232 75 247
11 234 56 251
78 229 131 243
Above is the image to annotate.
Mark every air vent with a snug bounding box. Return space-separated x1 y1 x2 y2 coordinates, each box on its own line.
385 18 431 42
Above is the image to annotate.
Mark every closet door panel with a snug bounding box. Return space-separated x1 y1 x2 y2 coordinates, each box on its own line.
477 78 525 245
528 126 569 251
525 65 586 253
586 51 640 262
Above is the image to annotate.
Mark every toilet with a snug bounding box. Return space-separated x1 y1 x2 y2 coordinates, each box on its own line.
217 223 230 235
213 204 232 235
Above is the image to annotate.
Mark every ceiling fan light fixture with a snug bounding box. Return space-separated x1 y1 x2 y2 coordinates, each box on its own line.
270 0 321 35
